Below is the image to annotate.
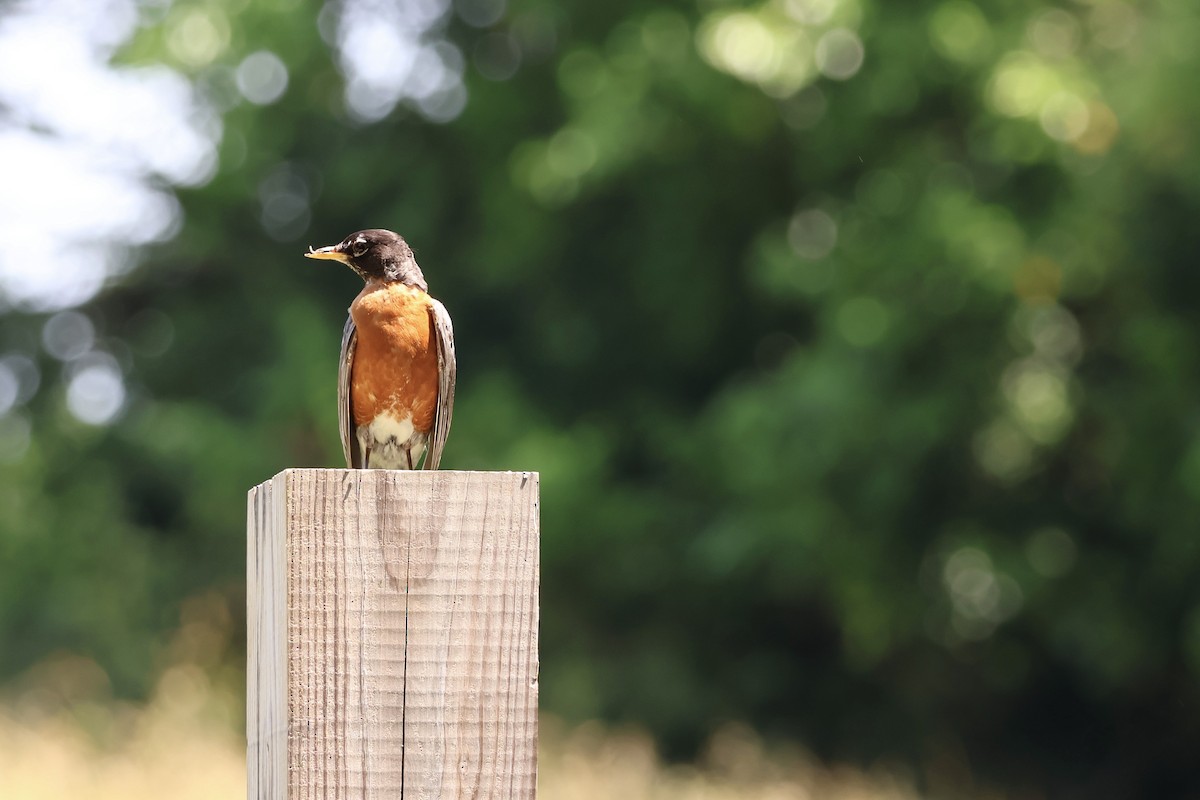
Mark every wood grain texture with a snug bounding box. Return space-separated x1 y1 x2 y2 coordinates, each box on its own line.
247 469 539 800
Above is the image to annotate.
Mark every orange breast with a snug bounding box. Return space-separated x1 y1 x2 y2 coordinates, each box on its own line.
349 282 439 433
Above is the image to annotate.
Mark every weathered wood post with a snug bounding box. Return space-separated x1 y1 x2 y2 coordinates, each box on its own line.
247 469 539 799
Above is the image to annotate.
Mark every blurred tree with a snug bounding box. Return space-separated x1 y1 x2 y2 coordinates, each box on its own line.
1 0 1199 796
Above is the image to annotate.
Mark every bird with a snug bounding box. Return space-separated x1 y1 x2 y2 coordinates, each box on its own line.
304 229 455 470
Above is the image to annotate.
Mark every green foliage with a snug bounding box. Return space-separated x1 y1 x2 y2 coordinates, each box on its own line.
3 0 1200 795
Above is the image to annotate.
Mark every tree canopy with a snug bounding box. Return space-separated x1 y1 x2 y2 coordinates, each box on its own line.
1 0 1198 795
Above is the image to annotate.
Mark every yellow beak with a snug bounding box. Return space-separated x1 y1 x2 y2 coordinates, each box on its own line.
304 244 350 263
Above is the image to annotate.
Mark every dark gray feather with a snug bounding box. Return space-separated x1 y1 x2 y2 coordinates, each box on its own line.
423 298 456 470
338 315 362 468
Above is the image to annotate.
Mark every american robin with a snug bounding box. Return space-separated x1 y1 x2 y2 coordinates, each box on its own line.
304 229 455 469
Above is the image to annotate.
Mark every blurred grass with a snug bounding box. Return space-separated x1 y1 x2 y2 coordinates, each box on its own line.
0 658 241 800
0 655 925 800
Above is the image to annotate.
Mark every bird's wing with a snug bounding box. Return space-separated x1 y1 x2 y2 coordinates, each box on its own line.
338 315 362 469
423 297 456 470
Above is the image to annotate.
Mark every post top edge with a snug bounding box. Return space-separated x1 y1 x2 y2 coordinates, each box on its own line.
248 468 539 491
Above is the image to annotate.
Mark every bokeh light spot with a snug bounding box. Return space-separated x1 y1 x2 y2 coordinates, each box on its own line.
333 0 464 123
558 49 608 98
1039 91 1090 142
943 547 1023 640
456 0 506 28
1028 9 1080 61
929 2 992 64
945 548 999 615
166 7 229 69
1025 304 1082 364
258 164 312 242
417 83 469 124
453 0 501 28
1025 527 1077 578
1073 101 1120 155
1002 359 1073 444
0 364 18 416
779 85 826 130
787 208 838 259
988 51 1055 118
126 309 176 358
66 356 126 426
814 28 864 80
236 51 289 105
546 129 597 179
698 11 815 97
784 0 836 26
706 12 775 81
1013 255 1063 303
974 419 1034 482
1089 2 1138 50
474 32 521 81
42 312 95 361
0 2 215 309
0 354 40 409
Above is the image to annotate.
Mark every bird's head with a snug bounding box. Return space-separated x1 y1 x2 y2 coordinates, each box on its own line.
304 228 427 290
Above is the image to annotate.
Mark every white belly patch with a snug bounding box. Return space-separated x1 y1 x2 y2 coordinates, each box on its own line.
358 411 427 469
368 411 415 446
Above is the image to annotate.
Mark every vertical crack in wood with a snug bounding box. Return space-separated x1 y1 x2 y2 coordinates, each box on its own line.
399 476 411 799
355 476 368 800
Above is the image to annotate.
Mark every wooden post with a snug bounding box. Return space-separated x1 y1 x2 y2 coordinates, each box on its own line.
247 469 539 799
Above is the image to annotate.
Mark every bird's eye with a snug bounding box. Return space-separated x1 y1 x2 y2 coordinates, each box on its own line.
351 240 368 257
